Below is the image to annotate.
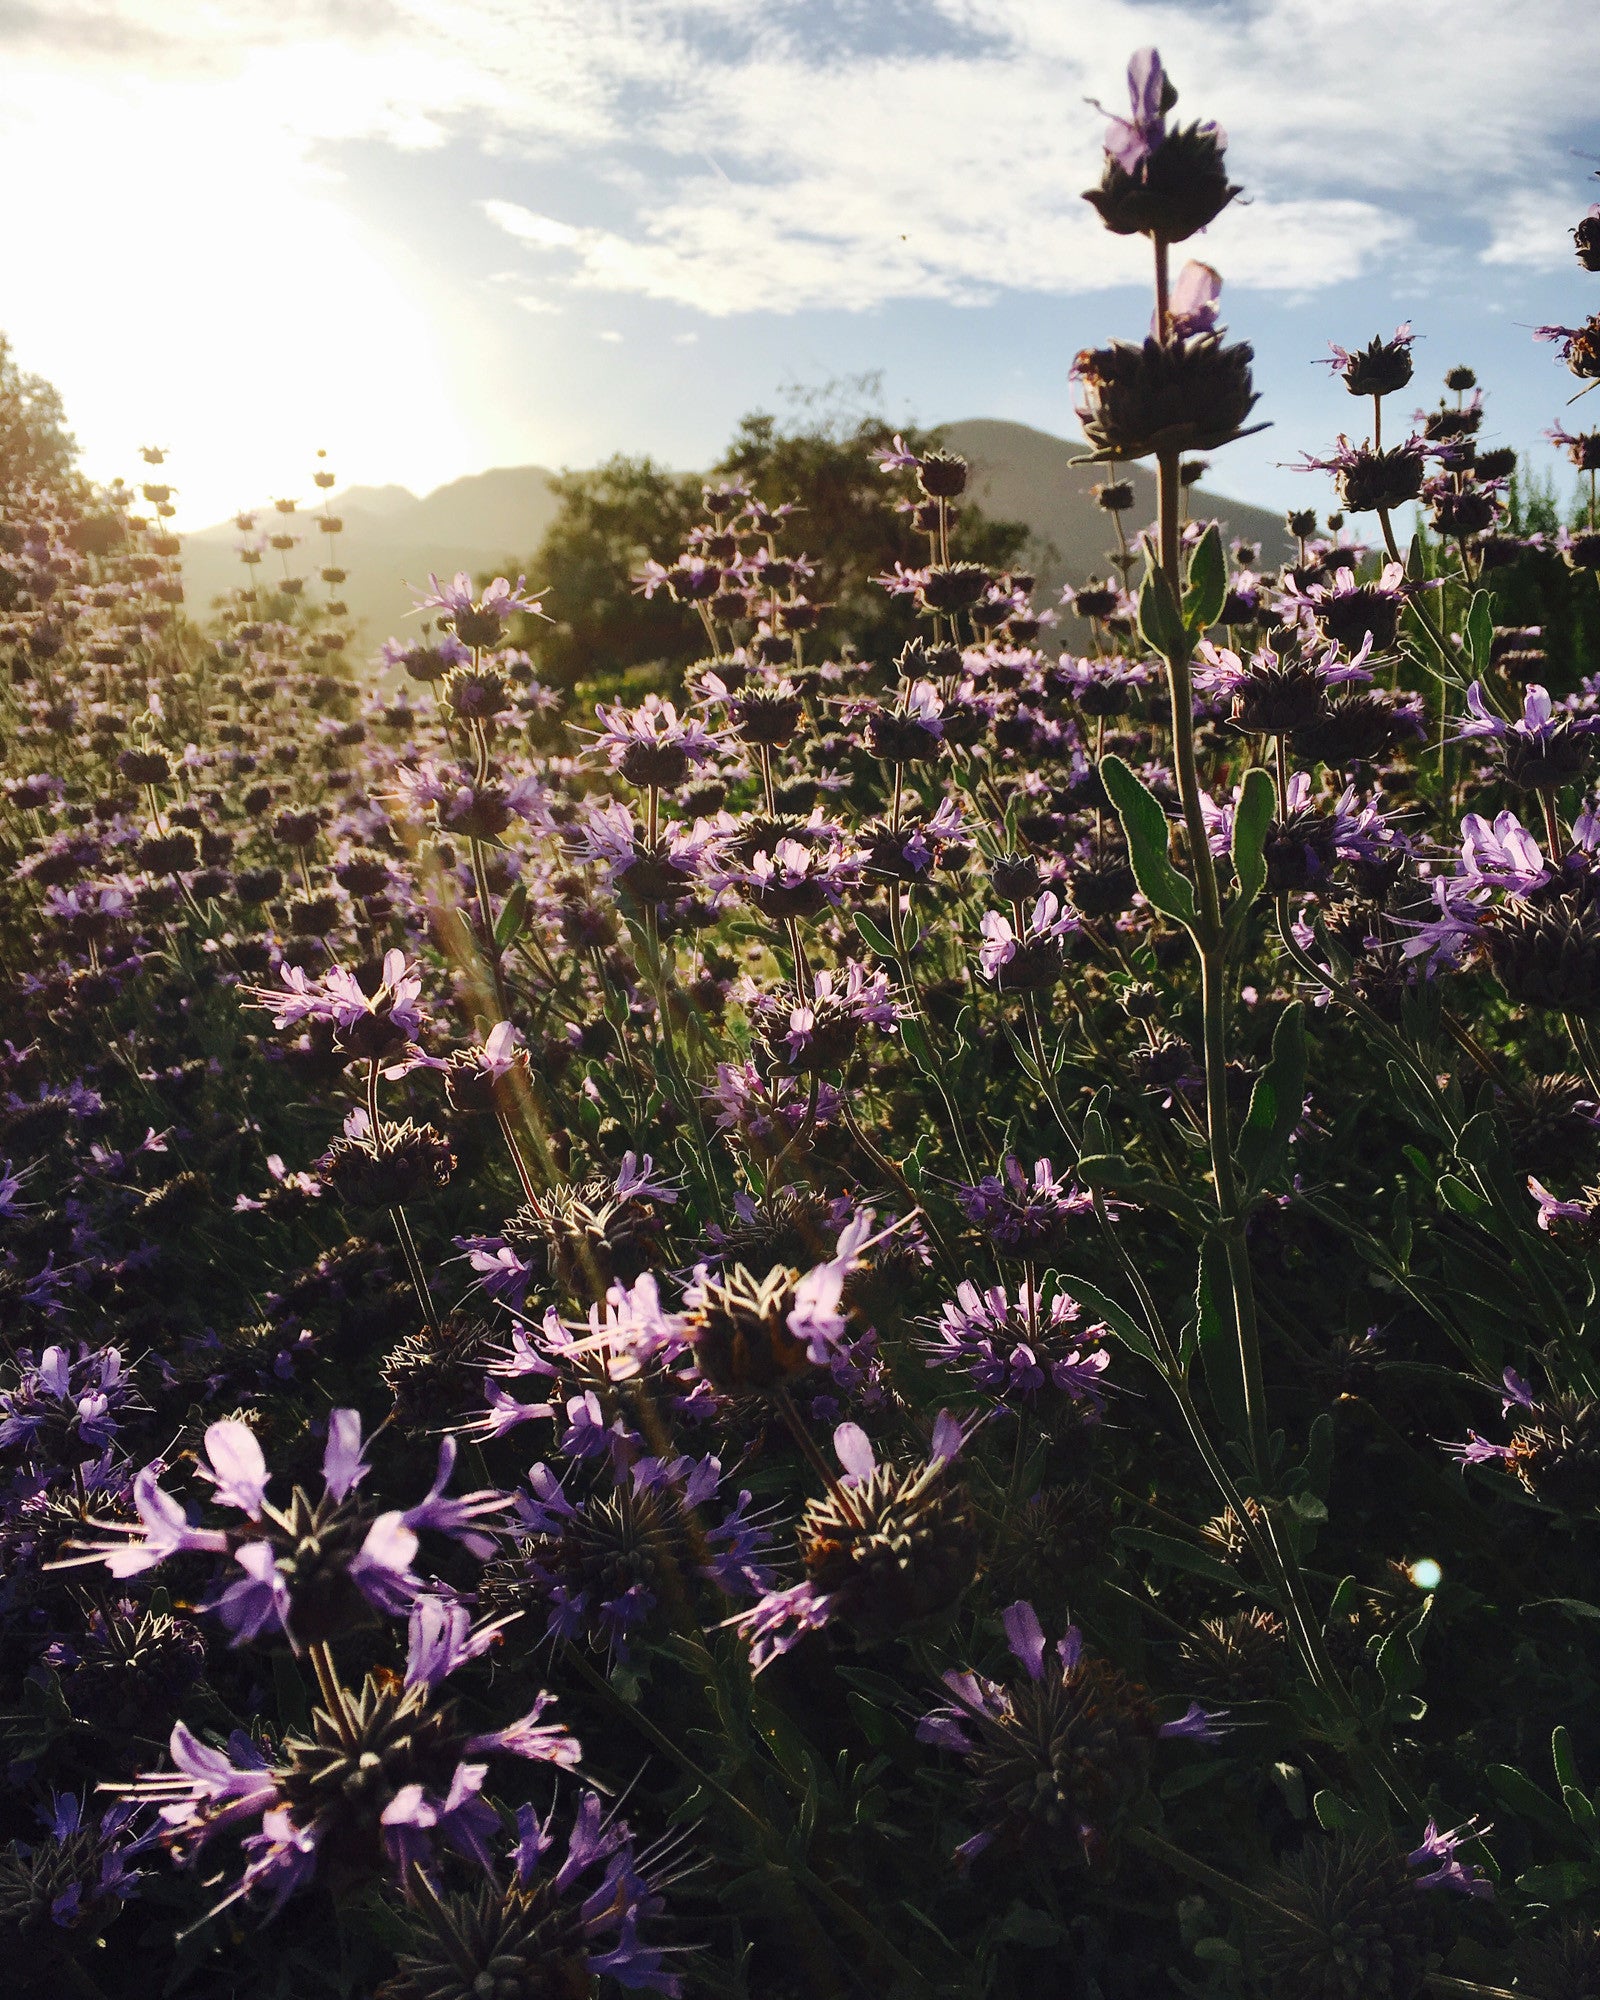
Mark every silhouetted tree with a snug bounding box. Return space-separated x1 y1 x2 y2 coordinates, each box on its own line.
510 387 1029 697
0 333 79 495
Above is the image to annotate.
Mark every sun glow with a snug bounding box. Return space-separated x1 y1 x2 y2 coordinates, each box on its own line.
0 48 475 528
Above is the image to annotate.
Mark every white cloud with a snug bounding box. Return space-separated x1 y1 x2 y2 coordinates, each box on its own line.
5 0 1598 508
482 201 584 251
458 0 1591 315
598 329 624 342
1480 188 1586 269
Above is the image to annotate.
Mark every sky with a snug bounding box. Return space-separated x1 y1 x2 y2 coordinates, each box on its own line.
1 0 1597 530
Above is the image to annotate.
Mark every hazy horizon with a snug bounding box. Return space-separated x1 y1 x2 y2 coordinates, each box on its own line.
4 1 1597 529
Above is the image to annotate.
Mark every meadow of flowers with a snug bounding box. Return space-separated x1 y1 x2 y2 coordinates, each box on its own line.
5 43 1600 2000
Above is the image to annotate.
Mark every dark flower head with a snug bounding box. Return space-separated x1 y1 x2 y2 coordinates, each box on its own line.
1072 333 1260 461
137 827 198 876
379 635 469 683
0 1794 153 1955
1319 326 1415 399
0 1341 141 1469
505 1171 670 1301
1083 49 1239 243
750 960 901 1075
116 747 171 787
917 1601 1216 1866
916 448 969 499
927 1279 1110 1412
917 560 993 615
442 661 511 723
378 1793 681 1999
705 671 804 748
1248 1833 1441 2000
1561 529 1600 574
1293 688 1426 768
684 1212 884 1394
1481 870 1600 1013
1535 316 1600 382
319 1116 455 1210
1301 437 1427 514
796 1419 978 1643
1067 844 1138 916
1459 683 1600 793
1549 424 1600 473
955 1155 1094 1258
412 572 544 649
977 893 1078 991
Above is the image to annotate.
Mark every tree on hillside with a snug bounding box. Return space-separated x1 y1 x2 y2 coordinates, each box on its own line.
509 382 1031 695
716 401 1030 666
518 455 704 689
0 333 79 495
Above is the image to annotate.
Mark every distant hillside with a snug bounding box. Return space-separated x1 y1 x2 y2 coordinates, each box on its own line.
178 422 1291 649
181 467 561 646
940 418 1294 608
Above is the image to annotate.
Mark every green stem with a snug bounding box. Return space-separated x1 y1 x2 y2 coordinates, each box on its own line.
1124 1823 1311 1929
1154 440 1269 1477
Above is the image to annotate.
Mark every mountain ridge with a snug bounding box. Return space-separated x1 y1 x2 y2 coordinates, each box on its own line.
178 420 1292 645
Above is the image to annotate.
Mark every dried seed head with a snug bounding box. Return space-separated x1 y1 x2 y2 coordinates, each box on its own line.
800 1453 978 1641
1248 1833 1437 2000
683 1263 815 1395
1506 1392 1600 1511
318 1119 455 1209
1073 335 1259 461
1485 875 1600 1013
1084 121 1240 243
1181 1608 1288 1701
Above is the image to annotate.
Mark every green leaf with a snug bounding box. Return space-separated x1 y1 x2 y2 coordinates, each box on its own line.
1516 1862 1592 1903
1183 522 1228 633
1527 1597 1600 1626
1391 1189 1413 1271
1375 1629 1420 1699
492 881 528 950
1060 1271 1164 1367
1077 1152 1142 1191
1487 1762 1568 1834
1081 1088 1114 1160
1237 1002 1307 1191
1138 556 1189 661
1099 753 1197 931
1405 530 1428 583
1437 1174 1490 1218
1192 1939 1245 1970
1114 1525 1257 1596
1302 1411 1335 1498
1464 588 1496 676
1563 1786 1597 1834
1313 1789 1357 1832
1554 1726 1582 1794
995 1905 1065 1949
853 910 896 959
1194 1236 1246 1440
1228 766 1275 935
899 1015 937 1071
